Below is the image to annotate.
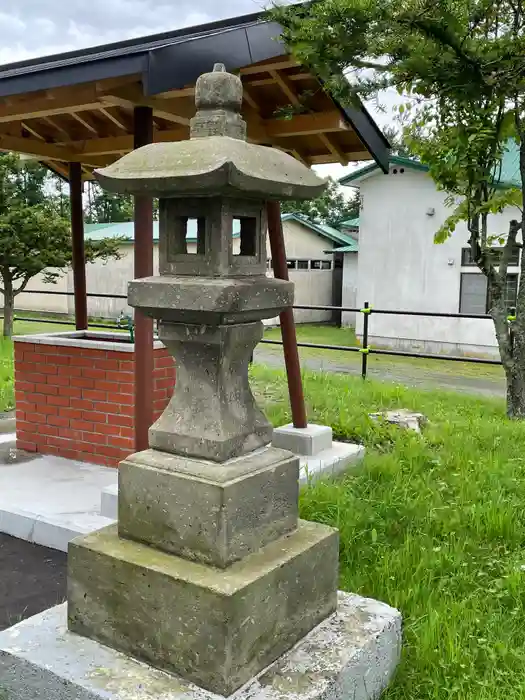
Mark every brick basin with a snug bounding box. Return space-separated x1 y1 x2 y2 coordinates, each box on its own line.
14 331 176 467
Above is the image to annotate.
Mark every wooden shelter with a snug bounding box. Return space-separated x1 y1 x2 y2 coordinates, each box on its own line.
0 10 389 451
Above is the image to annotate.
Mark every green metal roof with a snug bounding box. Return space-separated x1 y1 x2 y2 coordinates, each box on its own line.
280 212 356 246
86 214 356 247
341 216 360 228
339 142 521 189
331 240 358 253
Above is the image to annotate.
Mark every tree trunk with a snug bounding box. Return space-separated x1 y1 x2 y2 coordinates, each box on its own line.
505 328 525 418
2 285 14 338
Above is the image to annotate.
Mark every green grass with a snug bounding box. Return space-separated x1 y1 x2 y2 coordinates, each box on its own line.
251 364 525 700
262 323 505 381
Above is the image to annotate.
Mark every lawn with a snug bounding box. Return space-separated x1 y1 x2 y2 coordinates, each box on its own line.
251 365 525 700
262 323 506 382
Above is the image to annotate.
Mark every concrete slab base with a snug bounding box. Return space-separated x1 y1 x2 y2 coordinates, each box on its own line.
272 424 365 484
100 482 118 519
299 442 365 484
0 455 118 552
0 592 401 700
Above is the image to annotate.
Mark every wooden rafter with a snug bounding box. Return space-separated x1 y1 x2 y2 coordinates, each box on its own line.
21 121 46 141
71 112 99 136
99 107 127 132
44 116 73 141
100 86 190 126
269 69 349 163
319 133 348 166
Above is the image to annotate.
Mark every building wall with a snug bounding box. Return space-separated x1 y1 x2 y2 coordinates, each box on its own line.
11 219 340 326
347 167 521 356
341 253 358 327
2 270 69 316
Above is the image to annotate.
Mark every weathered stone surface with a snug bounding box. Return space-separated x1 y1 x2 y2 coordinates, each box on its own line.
128 275 293 325
119 446 299 567
149 322 272 462
369 409 428 433
96 136 327 200
158 197 268 278
0 592 402 700
68 521 339 696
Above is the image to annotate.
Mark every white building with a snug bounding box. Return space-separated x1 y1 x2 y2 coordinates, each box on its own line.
338 152 521 357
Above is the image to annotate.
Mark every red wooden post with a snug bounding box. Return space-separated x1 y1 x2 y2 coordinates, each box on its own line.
69 162 88 330
133 106 154 451
267 200 308 428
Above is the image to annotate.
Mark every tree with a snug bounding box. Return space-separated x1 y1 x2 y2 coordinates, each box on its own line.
274 0 525 417
280 176 359 228
0 154 121 337
85 181 134 223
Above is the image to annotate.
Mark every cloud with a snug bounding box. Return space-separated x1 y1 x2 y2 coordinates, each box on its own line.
0 0 266 63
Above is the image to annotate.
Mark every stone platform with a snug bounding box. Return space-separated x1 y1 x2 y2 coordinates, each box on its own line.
0 592 401 700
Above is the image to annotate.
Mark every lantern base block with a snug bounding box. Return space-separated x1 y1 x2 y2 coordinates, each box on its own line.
67 521 339 696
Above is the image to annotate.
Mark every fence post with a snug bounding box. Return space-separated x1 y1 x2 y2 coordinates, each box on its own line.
361 301 370 379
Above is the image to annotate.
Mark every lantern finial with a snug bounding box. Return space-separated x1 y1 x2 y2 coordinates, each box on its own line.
191 62 245 139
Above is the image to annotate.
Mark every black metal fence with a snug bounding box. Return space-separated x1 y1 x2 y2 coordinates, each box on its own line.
3 290 504 379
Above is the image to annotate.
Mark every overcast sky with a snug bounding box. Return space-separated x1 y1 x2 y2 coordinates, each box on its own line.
0 0 399 182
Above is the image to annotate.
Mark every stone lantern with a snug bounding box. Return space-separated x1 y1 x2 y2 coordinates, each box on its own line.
67 65 339 696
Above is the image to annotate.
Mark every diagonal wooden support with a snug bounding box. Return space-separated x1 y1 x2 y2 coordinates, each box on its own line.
267 200 307 429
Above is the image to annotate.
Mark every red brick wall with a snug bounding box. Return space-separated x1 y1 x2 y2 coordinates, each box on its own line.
15 341 175 467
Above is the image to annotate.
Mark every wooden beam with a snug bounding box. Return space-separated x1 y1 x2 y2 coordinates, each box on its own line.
318 133 348 166
100 87 190 126
0 134 75 160
43 116 73 141
21 121 46 141
265 111 348 138
269 69 302 108
65 127 187 157
71 112 99 136
69 162 88 331
239 59 298 75
245 73 313 87
0 87 102 123
309 150 371 164
99 107 128 131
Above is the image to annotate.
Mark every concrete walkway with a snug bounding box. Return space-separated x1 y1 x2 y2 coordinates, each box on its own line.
0 455 117 552
254 349 506 399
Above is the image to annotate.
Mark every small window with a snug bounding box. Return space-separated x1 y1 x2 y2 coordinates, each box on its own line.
460 273 487 314
287 259 297 270
234 217 257 256
460 272 518 314
168 216 205 258
461 245 520 267
297 260 309 270
311 260 331 270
